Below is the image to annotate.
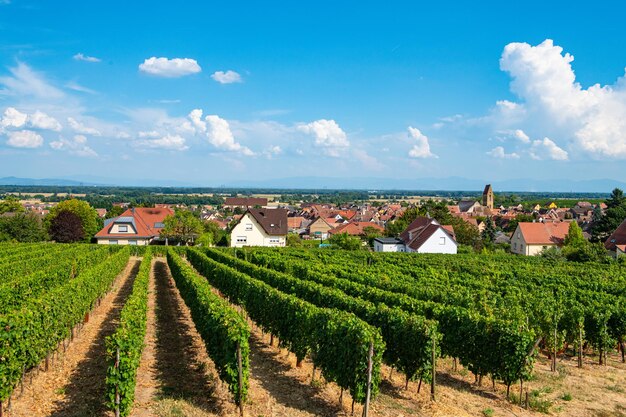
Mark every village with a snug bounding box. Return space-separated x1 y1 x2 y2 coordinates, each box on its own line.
2 184 625 260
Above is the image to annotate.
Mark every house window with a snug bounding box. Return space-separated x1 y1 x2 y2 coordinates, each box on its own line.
236 236 247 244
269 238 280 244
109 240 118 245
513 242 517 249
439 237 446 245
129 240 138 245
245 223 253 231
118 225 128 233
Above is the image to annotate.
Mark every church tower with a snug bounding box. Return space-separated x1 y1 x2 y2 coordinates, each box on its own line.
482 184 494 210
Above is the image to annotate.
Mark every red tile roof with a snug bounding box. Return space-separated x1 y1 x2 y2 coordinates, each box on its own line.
95 207 174 239
328 221 384 236
605 219 626 251
517 221 570 245
287 216 305 229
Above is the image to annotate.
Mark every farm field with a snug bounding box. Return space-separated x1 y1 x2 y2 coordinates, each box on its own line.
1 243 626 416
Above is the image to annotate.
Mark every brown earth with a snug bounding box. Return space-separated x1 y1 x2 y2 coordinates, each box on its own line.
4 257 140 417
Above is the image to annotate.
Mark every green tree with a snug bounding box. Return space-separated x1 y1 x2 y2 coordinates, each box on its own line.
592 188 626 241
161 210 204 245
105 205 125 219
0 212 47 242
46 199 99 242
0 195 24 214
563 221 586 248
362 226 383 246
328 232 362 250
287 233 303 247
481 217 496 243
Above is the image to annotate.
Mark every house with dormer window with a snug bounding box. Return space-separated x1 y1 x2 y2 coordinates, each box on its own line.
230 208 288 247
95 207 174 245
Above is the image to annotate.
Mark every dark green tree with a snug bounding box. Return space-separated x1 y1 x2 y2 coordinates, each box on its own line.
481 217 496 243
49 210 85 243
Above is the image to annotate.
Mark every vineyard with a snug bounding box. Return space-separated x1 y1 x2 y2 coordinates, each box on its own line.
1 243 626 416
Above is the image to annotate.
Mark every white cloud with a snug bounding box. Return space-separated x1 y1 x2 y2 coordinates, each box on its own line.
211 70 242 84
513 129 530 143
135 134 188 151
67 117 101 136
298 119 349 157
499 39 626 158
530 137 569 161
1 107 27 128
138 57 201 78
138 130 161 138
353 149 384 170
205 114 254 155
65 81 97 94
0 62 64 100
487 146 520 159
1 107 61 132
186 110 253 155
73 53 101 63
262 145 282 159
29 111 62 131
50 134 98 157
407 127 436 158
6 130 43 148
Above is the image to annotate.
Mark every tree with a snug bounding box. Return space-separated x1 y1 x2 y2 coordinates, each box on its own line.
49 211 85 243
287 233 303 247
563 221 586 248
0 195 24 214
362 226 383 246
606 188 625 209
592 188 626 242
203 220 226 245
328 232 362 250
161 210 204 245
481 217 496 243
46 199 99 242
0 212 47 242
105 206 125 219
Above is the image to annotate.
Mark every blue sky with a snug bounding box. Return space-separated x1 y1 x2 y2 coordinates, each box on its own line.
2 1 626 187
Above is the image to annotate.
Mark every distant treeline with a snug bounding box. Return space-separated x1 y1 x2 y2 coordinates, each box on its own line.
0 185 611 209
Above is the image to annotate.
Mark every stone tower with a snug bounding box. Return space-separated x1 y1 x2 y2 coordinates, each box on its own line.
482 184 494 210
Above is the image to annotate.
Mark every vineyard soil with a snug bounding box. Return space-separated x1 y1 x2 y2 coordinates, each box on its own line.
5 258 140 417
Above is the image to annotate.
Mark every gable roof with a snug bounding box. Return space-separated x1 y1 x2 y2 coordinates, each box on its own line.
96 207 174 239
605 219 626 251
247 208 288 236
458 200 480 213
398 216 457 251
399 216 437 242
516 221 570 245
328 221 384 236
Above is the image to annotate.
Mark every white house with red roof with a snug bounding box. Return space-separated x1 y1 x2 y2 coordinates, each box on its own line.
95 207 174 245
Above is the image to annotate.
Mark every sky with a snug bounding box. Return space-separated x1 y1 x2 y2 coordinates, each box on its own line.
1 1 626 187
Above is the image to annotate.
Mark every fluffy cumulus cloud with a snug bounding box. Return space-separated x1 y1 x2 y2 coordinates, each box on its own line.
530 137 569 161
1 107 61 132
187 109 253 155
487 146 520 159
135 134 188 151
211 70 242 84
67 117 101 136
6 130 43 148
407 127 436 158
263 145 282 159
50 135 98 157
139 57 201 78
297 119 349 157
73 53 101 63
499 39 626 158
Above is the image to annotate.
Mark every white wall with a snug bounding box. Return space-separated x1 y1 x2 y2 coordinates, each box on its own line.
230 213 286 247
373 241 405 252
510 225 553 255
410 228 457 254
97 238 150 245
108 223 137 234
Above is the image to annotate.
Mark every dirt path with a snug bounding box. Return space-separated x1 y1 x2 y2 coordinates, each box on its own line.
6 258 140 417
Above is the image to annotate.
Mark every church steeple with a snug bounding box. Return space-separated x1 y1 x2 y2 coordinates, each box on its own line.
482 184 494 210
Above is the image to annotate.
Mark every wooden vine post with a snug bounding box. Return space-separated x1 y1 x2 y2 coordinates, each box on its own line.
115 347 120 417
578 325 583 368
237 342 245 417
362 341 374 417
430 334 436 401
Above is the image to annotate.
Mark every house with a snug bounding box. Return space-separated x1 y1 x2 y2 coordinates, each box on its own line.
617 245 626 258
400 217 458 254
374 216 457 254
95 207 174 245
224 197 268 209
373 237 405 252
458 200 482 213
328 221 384 237
308 217 336 239
230 208 288 247
510 221 570 256
95 208 107 218
605 219 626 256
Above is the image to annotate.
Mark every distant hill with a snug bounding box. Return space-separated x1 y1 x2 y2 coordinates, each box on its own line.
0 177 101 186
